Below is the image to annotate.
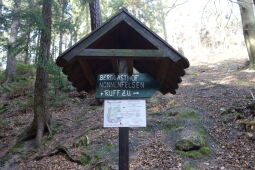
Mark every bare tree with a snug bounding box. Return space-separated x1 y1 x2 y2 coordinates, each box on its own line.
238 0 255 67
5 0 21 83
18 0 52 147
89 0 102 31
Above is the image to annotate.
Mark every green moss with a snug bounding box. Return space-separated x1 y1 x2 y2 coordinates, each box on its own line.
177 147 211 159
236 80 254 87
79 154 92 165
195 130 208 137
8 142 24 154
79 152 102 165
95 163 110 170
142 122 154 131
199 147 211 155
101 143 117 153
16 63 36 76
0 71 4 83
89 105 101 110
148 112 160 116
80 136 88 146
0 104 8 114
179 111 198 119
183 162 194 170
47 124 60 140
161 118 181 132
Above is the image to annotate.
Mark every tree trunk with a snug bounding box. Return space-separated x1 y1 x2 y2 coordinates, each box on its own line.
89 0 102 105
18 0 52 147
59 9 64 55
35 31 41 64
5 0 21 83
159 0 168 41
24 30 31 64
0 0 2 16
238 0 255 67
89 0 102 31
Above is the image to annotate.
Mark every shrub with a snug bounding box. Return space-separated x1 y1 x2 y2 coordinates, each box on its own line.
16 63 36 76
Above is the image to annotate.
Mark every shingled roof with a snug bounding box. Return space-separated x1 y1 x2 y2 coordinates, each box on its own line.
56 8 189 95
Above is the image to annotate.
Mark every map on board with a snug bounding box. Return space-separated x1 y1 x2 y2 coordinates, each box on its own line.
104 100 146 127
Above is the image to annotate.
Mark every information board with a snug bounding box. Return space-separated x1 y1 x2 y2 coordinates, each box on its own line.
104 100 146 127
96 73 159 99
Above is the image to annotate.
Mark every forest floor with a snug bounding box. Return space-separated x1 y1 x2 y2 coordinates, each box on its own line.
0 54 255 170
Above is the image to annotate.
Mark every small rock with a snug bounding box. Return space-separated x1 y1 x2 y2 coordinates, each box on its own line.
246 132 255 140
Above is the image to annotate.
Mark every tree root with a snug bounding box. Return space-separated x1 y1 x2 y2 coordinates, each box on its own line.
17 119 52 148
35 146 82 164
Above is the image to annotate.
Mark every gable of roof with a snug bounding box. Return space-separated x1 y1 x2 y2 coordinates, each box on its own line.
56 8 189 95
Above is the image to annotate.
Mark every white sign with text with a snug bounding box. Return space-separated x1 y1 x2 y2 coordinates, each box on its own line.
104 100 146 127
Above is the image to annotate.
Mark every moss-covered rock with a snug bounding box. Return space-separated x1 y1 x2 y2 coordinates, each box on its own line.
177 147 211 159
221 108 244 123
175 131 206 151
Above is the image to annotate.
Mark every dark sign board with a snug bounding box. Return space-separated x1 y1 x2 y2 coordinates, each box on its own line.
96 73 159 99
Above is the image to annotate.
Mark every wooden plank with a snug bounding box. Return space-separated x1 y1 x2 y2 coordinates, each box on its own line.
78 49 164 57
78 59 96 87
127 59 133 74
157 59 168 86
111 59 118 73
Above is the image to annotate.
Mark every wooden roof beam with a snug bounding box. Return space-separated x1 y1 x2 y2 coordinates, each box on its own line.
78 49 164 58
78 59 96 87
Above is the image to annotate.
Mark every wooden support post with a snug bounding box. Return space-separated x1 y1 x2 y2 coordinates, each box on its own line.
118 59 130 170
119 127 129 170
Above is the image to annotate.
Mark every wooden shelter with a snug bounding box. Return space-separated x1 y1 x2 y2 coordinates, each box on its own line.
56 8 189 94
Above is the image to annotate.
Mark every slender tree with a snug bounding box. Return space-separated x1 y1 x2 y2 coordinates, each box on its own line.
0 0 2 16
89 0 102 30
5 0 21 83
18 0 52 147
238 0 255 67
59 0 68 55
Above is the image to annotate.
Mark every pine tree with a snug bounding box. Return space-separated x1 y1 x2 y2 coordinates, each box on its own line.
89 0 102 30
18 0 52 147
5 0 21 83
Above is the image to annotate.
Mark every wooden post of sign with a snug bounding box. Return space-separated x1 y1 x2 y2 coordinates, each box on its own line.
118 59 130 170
